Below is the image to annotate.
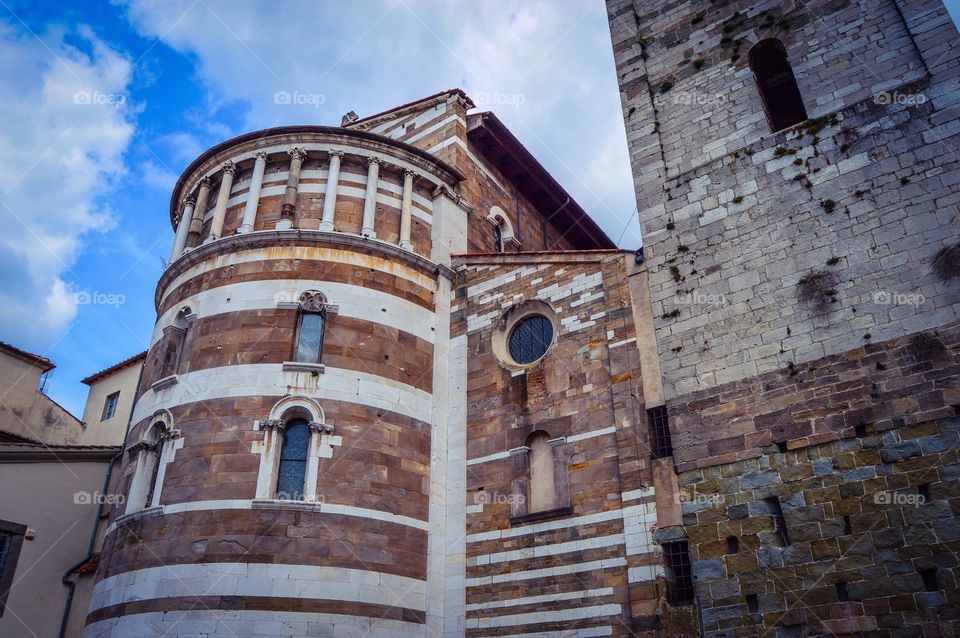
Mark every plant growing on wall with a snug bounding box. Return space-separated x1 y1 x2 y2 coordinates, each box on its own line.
796 270 839 311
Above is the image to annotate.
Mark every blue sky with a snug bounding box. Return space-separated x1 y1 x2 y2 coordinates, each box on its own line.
1 0 959 418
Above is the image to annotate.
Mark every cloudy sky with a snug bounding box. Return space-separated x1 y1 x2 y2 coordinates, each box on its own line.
2 0 959 418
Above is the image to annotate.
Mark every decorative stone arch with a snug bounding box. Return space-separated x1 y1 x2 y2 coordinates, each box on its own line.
125 410 182 513
255 395 340 501
487 206 520 252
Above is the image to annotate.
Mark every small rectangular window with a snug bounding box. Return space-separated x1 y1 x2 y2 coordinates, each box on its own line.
648 405 673 459
0 520 27 618
294 312 325 364
662 540 694 605
101 391 120 421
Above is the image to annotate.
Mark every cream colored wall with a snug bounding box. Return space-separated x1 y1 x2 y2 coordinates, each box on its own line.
0 459 108 638
78 364 142 446
0 352 82 444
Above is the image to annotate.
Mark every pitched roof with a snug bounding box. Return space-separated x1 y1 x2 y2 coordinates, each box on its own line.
81 351 147 386
0 341 54 372
466 112 614 250
345 88 475 128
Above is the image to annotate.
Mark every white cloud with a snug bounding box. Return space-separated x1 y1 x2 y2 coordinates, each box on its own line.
120 0 638 245
0 21 134 350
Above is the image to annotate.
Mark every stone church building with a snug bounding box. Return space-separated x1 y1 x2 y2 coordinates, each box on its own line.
83 1 959 637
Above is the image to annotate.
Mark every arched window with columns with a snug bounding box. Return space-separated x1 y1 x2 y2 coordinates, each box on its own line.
125 411 179 514
749 38 807 132
255 397 338 502
488 206 518 253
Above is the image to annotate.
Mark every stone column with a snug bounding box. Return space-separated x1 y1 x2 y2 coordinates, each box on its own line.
186 177 212 248
361 156 381 238
318 150 343 232
278 147 307 230
238 151 268 234
399 169 415 250
168 195 196 264
205 161 237 243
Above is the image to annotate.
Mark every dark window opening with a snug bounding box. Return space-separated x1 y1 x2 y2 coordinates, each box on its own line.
294 311 325 364
746 594 759 613
854 424 867 438
101 391 120 421
726 536 739 554
766 496 790 546
663 540 694 605
776 441 788 453
749 39 807 132
843 515 852 535
918 483 931 503
836 582 849 602
508 315 553 364
0 520 26 618
159 330 185 378
920 568 939 592
493 222 503 253
276 420 310 500
648 405 673 459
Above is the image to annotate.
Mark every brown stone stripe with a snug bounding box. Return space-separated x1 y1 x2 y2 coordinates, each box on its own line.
87 595 425 626
159 258 436 317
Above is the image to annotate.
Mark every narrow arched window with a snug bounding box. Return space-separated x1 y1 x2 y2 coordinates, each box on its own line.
493 221 503 253
294 310 325 364
143 424 165 507
749 39 807 132
276 420 310 500
527 431 556 513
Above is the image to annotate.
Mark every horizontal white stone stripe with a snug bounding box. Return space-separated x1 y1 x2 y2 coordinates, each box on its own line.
466 426 616 466
404 113 464 145
608 337 637 349
153 278 437 346
466 604 621 630
628 564 663 583
465 587 614 613
621 486 654 502
83 609 424 638
131 364 432 425
104 499 428 539
465 557 626 587
89 563 427 614
494 628 612 638
466 508 625 544
163 242 438 306
468 534 625 567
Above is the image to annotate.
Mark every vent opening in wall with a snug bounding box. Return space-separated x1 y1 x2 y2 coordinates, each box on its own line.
648 405 673 459
766 497 790 546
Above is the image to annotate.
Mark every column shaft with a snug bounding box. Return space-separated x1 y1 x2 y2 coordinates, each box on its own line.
361 156 380 238
278 147 306 230
186 178 212 248
238 152 268 234
399 169 415 250
168 195 196 264
318 151 343 232
206 161 237 243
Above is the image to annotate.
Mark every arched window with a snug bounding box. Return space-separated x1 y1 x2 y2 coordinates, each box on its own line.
749 39 807 132
293 291 327 364
158 307 193 379
487 207 518 252
125 416 177 514
493 221 503 253
527 431 557 513
276 420 310 500
143 423 166 507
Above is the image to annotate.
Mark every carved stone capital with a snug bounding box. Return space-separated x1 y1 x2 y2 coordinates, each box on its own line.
403 169 416 181
221 160 237 176
199 176 213 189
261 419 285 432
366 155 381 166
253 150 269 162
182 194 197 207
328 150 345 160
298 290 328 313
159 429 182 442
307 421 333 435
287 147 307 161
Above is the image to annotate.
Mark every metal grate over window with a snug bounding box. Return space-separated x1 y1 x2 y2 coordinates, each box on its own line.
508 315 553 364
648 405 673 459
663 540 694 605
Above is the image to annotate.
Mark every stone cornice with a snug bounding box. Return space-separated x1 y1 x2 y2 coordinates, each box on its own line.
157 229 455 310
